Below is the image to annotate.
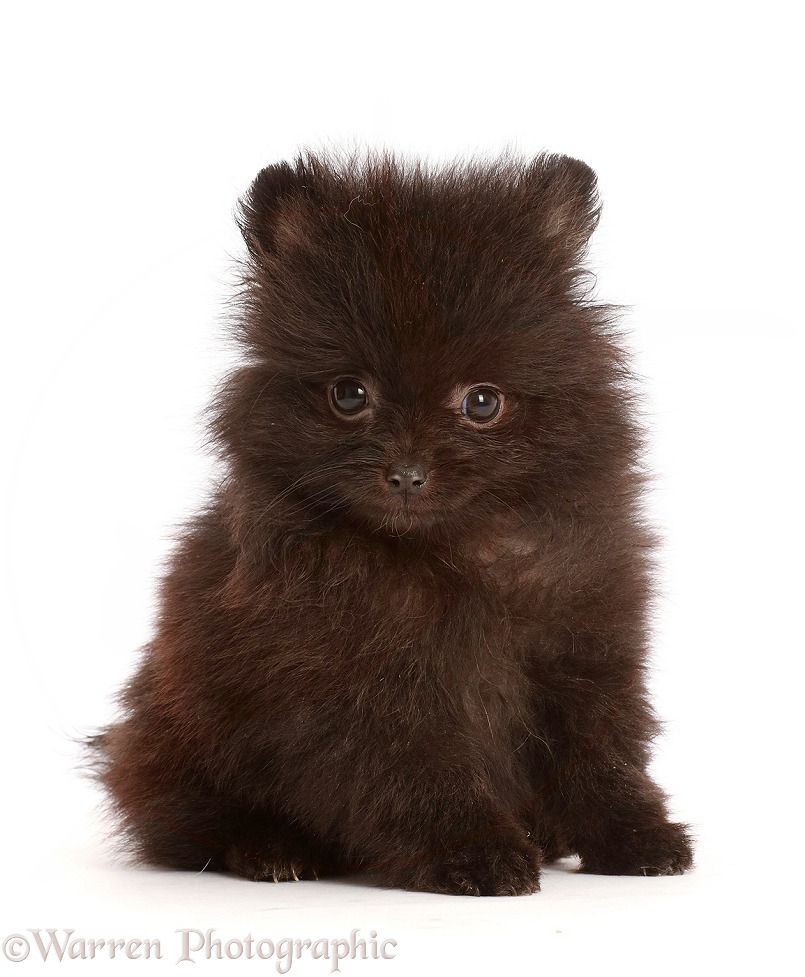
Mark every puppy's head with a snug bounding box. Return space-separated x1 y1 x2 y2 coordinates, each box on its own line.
216 151 633 541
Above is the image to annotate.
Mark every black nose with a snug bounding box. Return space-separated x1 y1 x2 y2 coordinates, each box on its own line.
387 464 428 496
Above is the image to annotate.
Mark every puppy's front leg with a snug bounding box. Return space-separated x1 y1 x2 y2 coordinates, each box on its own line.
350 761 542 896
539 639 694 876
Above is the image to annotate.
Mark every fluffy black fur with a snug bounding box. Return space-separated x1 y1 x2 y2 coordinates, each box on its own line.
89 150 693 895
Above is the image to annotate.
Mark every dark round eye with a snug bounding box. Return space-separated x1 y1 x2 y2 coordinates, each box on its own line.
330 377 368 415
461 386 501 423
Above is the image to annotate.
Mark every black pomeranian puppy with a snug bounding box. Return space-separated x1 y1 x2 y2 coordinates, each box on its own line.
90 150 693 895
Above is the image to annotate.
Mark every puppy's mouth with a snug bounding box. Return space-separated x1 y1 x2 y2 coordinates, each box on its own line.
374 491 441 537
378 505 434 537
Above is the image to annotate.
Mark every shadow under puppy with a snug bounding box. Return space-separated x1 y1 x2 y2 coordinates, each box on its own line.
90 150 693 895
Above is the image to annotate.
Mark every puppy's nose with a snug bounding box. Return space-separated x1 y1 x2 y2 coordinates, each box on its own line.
387 464 428 496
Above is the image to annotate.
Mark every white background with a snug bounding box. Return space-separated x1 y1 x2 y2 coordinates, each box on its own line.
1 1 802 974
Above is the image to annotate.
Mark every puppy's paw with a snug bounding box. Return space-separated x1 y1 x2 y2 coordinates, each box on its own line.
225 844 320 882
412 833 542 896
579 820 694 877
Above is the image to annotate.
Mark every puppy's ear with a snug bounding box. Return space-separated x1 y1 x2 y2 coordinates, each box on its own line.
238 162 317 257
523 154 601 258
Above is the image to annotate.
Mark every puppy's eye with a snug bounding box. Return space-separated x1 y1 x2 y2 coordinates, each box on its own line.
461 386 502 424
330 377 369 415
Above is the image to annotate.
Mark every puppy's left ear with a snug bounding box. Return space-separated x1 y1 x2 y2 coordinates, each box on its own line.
238 161 317 258
523 154 601 258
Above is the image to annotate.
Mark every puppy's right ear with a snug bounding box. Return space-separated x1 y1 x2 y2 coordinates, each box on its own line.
521 154 601 261
238 162 314 257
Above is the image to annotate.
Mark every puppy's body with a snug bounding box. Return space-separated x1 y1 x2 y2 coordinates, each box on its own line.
93 151 692 894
